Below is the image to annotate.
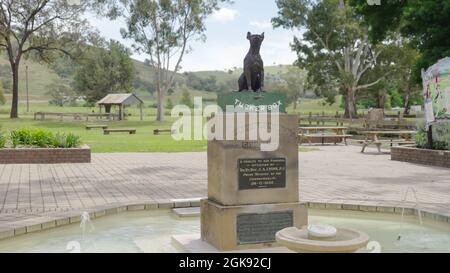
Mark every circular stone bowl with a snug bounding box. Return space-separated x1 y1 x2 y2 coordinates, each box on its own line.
276 227 370 253
307 224 337 240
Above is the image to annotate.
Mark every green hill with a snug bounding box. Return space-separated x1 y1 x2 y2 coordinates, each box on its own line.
190 64 293 84
0 52 292 105
0 55 61 100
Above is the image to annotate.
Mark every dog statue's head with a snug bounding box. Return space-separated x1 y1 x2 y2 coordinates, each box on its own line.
247 32 264 51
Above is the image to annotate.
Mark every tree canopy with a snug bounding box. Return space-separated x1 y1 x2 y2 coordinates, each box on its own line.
351 0 450 81
94 0 228 121
0 0 90 118
74 40 135 103
272 0 387 118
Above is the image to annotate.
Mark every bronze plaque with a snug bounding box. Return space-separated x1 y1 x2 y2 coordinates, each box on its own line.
236 211 294 244
238 158 286 190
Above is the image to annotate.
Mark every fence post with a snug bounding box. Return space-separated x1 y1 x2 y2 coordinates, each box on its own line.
309 112 312 125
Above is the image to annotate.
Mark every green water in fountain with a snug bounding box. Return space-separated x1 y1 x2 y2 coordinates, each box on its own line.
0 209 448 253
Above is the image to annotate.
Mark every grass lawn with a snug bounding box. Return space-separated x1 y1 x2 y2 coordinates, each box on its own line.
0 97 384 153
0 116 208 153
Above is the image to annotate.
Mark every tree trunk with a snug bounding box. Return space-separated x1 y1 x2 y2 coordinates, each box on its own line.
344 87 358 119
10 63 20 119
156 87 165 122
377 90 386 109
403 86 411 115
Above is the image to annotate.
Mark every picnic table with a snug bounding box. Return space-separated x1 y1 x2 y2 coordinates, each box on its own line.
359 130 417 153
298 126 352 145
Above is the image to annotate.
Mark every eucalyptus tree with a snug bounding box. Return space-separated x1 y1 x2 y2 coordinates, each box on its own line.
0 0 90 118
272 0 388 118
351 0 450 82
95 0 227 121
281 66 307 110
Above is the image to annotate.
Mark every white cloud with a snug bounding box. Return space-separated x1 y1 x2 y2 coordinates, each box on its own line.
211 8 239 23
249 21 272 30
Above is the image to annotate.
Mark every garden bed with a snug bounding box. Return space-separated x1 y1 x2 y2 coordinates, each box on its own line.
0 145 91 164
391 146 450 168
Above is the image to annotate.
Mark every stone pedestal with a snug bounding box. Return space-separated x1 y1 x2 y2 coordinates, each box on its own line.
199 102 308 251
201 199 307 251
207 114 299 206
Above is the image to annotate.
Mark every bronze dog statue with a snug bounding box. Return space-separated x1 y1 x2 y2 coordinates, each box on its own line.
238 32 265 92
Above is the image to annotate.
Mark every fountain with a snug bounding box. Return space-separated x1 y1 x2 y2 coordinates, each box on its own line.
275 224 369 253
400 187 423 225
80 212 94 239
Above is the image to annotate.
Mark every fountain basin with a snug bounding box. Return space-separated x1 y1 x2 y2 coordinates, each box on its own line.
0 209 449 253
276 226 369 253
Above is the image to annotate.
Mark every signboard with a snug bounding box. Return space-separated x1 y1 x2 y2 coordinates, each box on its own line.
218 92 286 113
236 211 293 244
238 158 286 190
423 57 450 120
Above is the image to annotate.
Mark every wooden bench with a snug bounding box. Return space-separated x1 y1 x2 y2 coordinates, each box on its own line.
103 129 136 135
86 125 108 130
153 129 174 135
299 134 353 145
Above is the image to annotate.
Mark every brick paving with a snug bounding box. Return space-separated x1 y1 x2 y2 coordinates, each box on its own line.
0 145 449 230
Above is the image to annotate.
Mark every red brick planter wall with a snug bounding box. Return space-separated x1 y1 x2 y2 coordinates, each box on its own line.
391 146 450 168
0 145 91 164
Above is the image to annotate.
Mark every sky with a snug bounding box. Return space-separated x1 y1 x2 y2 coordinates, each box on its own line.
87 0 302 72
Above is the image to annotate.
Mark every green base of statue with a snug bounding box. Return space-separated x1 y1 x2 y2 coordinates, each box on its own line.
217 91 286 113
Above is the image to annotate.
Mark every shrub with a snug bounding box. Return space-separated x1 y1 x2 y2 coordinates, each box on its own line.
415 121 428 148
9 128 81 148
0 132 6 148
64 133 81 148
52 133 67 148
415 131 428 149
415 120 450 150
11 128 33 146
82 101 95 107
434 141 449 150
31 129 54 148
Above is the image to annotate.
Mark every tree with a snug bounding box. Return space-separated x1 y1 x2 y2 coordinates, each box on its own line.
272 0 387 118
357 36 421 112
46 82 76 107
180 88 193 108
281 66 307 110
0 0 89 118
96 0 227 121
184 72 219 92
74 40 135 103
165 98 174 109
351 0 450 82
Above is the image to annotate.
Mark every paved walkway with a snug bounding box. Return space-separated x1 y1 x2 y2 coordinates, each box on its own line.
0 146 449 230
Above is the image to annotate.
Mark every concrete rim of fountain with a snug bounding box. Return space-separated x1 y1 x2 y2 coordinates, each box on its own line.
276 226 370 253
